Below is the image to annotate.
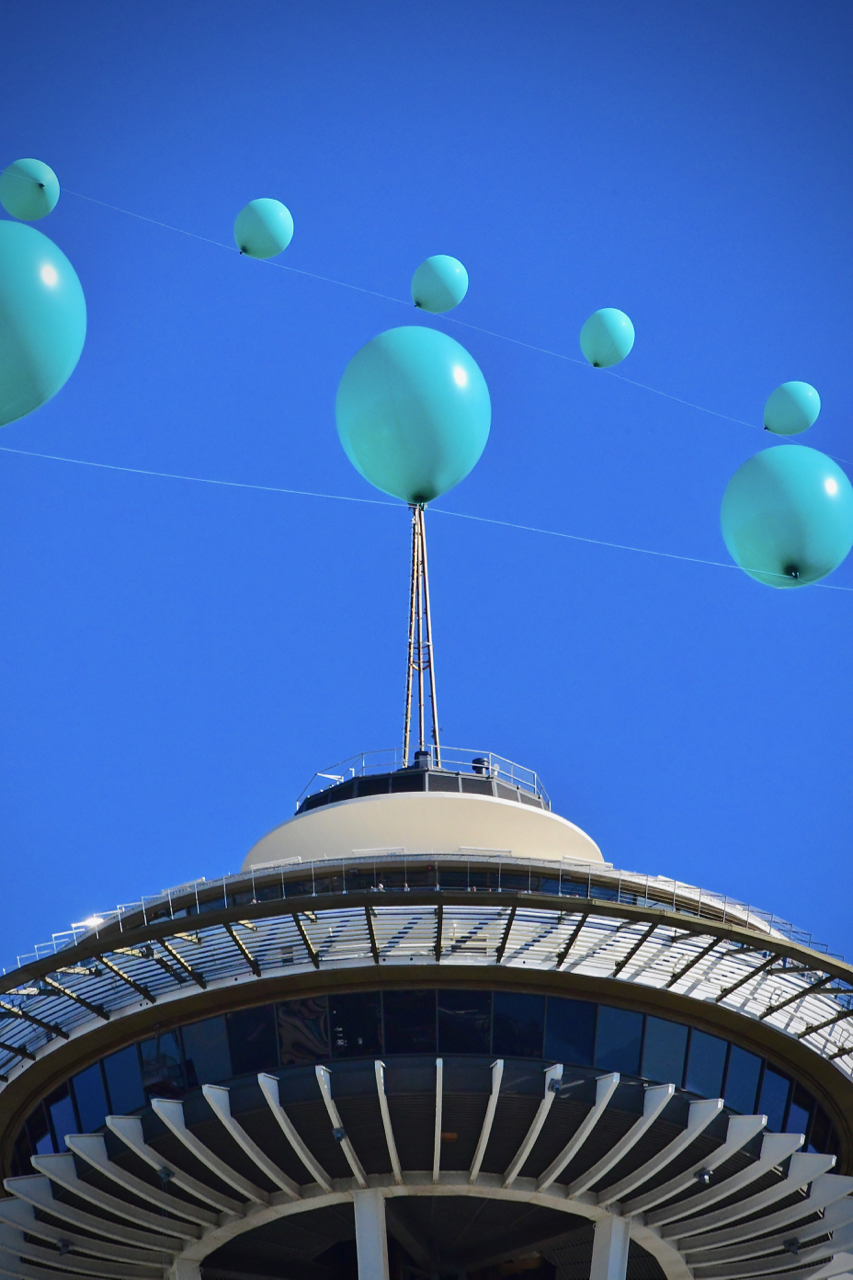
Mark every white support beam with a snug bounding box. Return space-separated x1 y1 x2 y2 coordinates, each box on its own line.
202 1085 300 1198
29 1155 199 1240
568 1084 674 1198
590 1214 630 1280
503 1064 563 1187
315 1065 367 1188
0 1225 159 1280
469 1060 504 1184
683 1174 853 1255
374 1063 402 1186
65 1135 217 1226
0 1198 170 1269
598 1098 723 1207
693 1231 853 1280
686 1197 853 1267
353 1188 390 1280
151 1097 268 1204
106 1116 241 1214
167 1263 202 1280
624 1113 767 1217
538 1073 620 1191
258 1073 332 1191
432 1058 443 1184
3 1175 178 1253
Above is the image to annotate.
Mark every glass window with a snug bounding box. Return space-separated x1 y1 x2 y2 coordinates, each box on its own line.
758 1066 790 1131
45 1086 76 1151
103 1045 145 1115
182 1016 232 1086
277 998 331 1065
141 1030 186 1098
641 1017 688 1085
227 1005 278 1076
330 992 382 1058
684 1030 727 1098
724 1045 762 1114
438 991 491 1054
71 1063 108 1132
492 993 545 1058
810 1107 837 1155
545 998 596 1066
595 1007 643 1076
383 991 436 1054
786 1084 813 1138
26 1103 53 1155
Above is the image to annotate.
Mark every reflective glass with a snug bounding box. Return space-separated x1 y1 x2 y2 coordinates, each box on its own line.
684 1030 727 1098
641 1017 688 1085
545 998 596 1066
46 1086 76 1151
26 1103 52 1155
438 990 491 1054
103 1045 145 1114
278 998 331 1064
724 1045 762 1114
383 991 437 1054
71 1063 108 1132
182 1016 232 1086
141 1030 185 1098
759 1066 790 1131
595 1006 643 1075
492 992 545 1058
227 1005 278 1075
787 1083 813 1138
330 992 382 1058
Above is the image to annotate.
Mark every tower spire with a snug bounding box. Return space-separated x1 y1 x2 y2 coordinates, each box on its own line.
402 505 441 767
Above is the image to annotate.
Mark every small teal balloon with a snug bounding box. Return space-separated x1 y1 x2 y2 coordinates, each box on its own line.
721 445 853 588
580 308 635 368
0 159 60 221
336 326 491 504
764 381 821 435
0 222 86 428
411 255 469 313
233 199 294 259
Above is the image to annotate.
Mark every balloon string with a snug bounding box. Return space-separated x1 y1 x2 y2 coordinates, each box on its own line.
1 444 851 592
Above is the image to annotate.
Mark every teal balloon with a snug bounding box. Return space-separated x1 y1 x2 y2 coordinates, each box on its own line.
233 199 294 258
721 445 853 588
764 381 820 435
336 326 491 504
411 255 469 313
580 308 635 367
0 222 86 428
0 159 60 221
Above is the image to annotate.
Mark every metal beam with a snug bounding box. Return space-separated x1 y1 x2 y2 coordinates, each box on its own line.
364 908 380 964
556 913 589 968
567 1084 674 1197
715 955 777 1003
257 1073 332 1191
157 941 205 989
598 1097 723 1207
0 1040 34 1063
537 1072 620 1191
95 956 155 1005
65 1135 217 1226
624 1113 768 1217
503 1063 563 1187
799 1007 853 1038
105 1116 241 1213
2 1175 178 1252
151 1098 267 1204
432 1058 443 1184
759 976 833 1020
202 1085 300 1198
222 925 260 978
0 1225 160 1280
495 906 517 965
292 914 319 968
315 1065 367 1188
665 937 719 988
40 977 108 1022
29 1155 199 1240
684 1185 853 1261
612 922 659 977
434 904 443 960
374 1062 402 1185
0 1198 170 1268
469 1059 504 1183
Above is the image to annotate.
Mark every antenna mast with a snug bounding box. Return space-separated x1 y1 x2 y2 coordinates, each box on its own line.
402 505 441 767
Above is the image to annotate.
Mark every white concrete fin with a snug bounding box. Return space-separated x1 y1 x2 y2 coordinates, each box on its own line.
624 1112 767 1217
503 1063 563 1187
599 1097 723 1207
105 1116 241 1214
29 1154 199 1240
2 1174 179 1252
65 1134 217 1226
257 1074 332 1191
537 1072 620 1192
681 1173 853 1254
202 1085 300 1198
0 1196 170 1267
315 1065 367 1188
590 1214 630 1280
432 1058 443 1184
151 1097 268 1205
469 1059 504 1184
686 1200 853 1269
568 1083 674 1198
373 1062 403 1186
0 1223 160 1280
353 1188 390 1280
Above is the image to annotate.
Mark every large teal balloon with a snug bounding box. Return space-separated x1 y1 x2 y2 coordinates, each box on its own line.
721 445 853 588
0 222 86 428
0 159 60 221
580 308 635 367
336 326 491 504
234 199 294 258
411 255 469 313
764 381 820 435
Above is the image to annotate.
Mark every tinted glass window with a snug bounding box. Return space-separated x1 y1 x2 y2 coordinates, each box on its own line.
810 1107 836 1155
438 990 491 1054
787 1083 813 1138
545 998 596 1066
383 991 437 1054
227 1005 278 1075
182 1016 232 1086
595 1007 643 1075
684 1030 727 1098
759 1066 790 1131
103 1045 145 1114
641 1017 688 1085
492 992 545 1058
45 1086 76 1151
330 992 382 1058
26 1103 52 1155
278 998 330 1065
724 1045 762 1114
141 1031 185 1098
72 1064 108 1132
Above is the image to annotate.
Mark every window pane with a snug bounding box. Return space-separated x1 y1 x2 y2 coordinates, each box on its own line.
182 1016 232 1086
787 1084 813 1138
277 998 331 1065
545 998 596 1066
46 1087 76 1151
26 1103 53 1155
759 1066 790 1131
724 1045 762 1114
141 1030 186 1098
383 991 436 1055
330 992 382 1058
810 1107 838 1156
227 1005 278 1075
72 1064 108 1132
595 1007 643 1076
641 1017 688 1085
103 1045 145 1114
684 1031 727 1098
438 991 491 1054
492 993 545 1059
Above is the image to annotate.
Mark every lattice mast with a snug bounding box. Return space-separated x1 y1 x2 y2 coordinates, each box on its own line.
402 504 441 767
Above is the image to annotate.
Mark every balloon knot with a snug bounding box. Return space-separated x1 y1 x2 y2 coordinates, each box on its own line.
784 564 800 580
38 183 45 189
413 301 422 308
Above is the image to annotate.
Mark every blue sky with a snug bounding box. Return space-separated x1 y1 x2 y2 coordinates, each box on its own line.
1 0 852 964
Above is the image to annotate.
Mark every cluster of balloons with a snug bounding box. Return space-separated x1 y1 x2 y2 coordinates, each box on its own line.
0 158 86 429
